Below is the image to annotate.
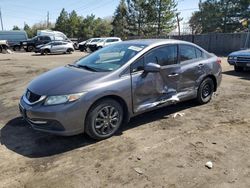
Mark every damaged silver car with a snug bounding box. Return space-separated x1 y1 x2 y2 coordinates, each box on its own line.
19 39 222 140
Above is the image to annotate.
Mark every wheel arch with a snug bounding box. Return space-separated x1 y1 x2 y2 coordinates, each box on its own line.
198 74 217 92
205 75 217 92
85 95 130 126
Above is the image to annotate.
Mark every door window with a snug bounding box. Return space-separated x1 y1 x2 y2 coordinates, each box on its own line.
179 45 204 63
145 45 178 66
131 57 144 73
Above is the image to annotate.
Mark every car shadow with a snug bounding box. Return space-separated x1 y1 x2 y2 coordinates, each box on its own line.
0 100 197 158
31 53 72 56
223 70 250 81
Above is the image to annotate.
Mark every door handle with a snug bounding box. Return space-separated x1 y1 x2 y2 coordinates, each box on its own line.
168 73 179 77
198 63 204 67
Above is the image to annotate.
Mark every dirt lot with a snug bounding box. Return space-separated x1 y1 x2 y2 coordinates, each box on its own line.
0 52 249 188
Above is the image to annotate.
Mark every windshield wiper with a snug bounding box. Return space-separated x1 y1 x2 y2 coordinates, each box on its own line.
75 64 98 72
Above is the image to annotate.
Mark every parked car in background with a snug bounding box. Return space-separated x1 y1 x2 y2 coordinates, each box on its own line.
19 39 222 140
38 30 77 49
78 40 88 52
36 41 74 55
95 37 122 50
228 49 250 71
86 38 102 52
0 30 28 51
21 35 52 52
0 40 9 53
37 30 68 41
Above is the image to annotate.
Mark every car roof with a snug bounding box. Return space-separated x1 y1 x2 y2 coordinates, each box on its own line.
122 39 194 47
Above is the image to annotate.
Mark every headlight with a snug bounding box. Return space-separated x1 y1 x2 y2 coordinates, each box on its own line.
233 56 237 60
22 42 27 45
44 92 86 105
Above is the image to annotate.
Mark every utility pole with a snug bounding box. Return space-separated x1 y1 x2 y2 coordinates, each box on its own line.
47 11 50 28
157 0 162 35
0 8 4 30
176 13 181 36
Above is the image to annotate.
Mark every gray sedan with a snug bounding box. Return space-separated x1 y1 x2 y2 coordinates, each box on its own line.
37 41 74 55
19 39 222 140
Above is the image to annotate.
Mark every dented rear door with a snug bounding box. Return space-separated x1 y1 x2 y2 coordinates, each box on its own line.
131 44 180 113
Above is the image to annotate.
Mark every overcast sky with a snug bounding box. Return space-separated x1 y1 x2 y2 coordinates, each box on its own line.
0 0 200 30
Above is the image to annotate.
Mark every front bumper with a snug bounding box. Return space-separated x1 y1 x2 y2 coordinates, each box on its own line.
19 96 87 136
88 44 97 52
228 59 250 68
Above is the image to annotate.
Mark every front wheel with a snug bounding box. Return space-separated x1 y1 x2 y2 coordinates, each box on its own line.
197 78 214 104
85 99 123 140
67 48 73 54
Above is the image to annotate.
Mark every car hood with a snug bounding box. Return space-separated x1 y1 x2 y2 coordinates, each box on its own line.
229 49 250 56
28 66 109 96
79 41 86 45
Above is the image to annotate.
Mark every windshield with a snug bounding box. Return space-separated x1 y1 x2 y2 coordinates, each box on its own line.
75 43 147 72
91 39 101 43
98 39 105 42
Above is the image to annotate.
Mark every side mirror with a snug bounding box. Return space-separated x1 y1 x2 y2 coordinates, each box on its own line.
144 63 161 73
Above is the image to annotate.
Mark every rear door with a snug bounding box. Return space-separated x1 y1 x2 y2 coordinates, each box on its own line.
178 44 207 98
51 42 61 53
131 44 181 113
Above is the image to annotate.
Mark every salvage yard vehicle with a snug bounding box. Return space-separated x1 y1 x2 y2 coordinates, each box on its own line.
19 39 222 140
94 37 122 51
0 30 28 51
78 38 102 52
86 38 103 52
228 49 250 71
21 35 52 52
37 41 74 55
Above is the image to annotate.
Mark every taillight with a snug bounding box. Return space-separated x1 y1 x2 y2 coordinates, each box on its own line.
217 58 222 64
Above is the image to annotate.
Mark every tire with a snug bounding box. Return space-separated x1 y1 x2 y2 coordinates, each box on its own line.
27 45 35 52
85 99 123 140
197 77 214 105
43 49 50 55
67 48 73 54
13 46 20 51
234 65 244 72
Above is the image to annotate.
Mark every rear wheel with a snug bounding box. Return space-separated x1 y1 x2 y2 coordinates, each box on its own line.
234 65 244 72
13 45 20 51
85 99 123 140
67 48 73 54
197 78 214 104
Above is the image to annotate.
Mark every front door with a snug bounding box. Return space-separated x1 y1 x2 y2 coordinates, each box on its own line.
131 44 180 113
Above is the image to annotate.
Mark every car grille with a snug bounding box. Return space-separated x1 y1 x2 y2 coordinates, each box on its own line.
26 90 41 103
237 56 250 63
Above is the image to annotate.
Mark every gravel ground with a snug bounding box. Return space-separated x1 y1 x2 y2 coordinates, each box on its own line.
0 52 249 188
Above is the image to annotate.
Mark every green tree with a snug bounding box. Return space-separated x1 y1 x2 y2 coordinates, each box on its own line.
154 0 177 35
55 8 69 35
94 18 112 37
23 24 33 38
68 10 82 38
189 0 250 34
112 0 129 38
12 25 20 30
